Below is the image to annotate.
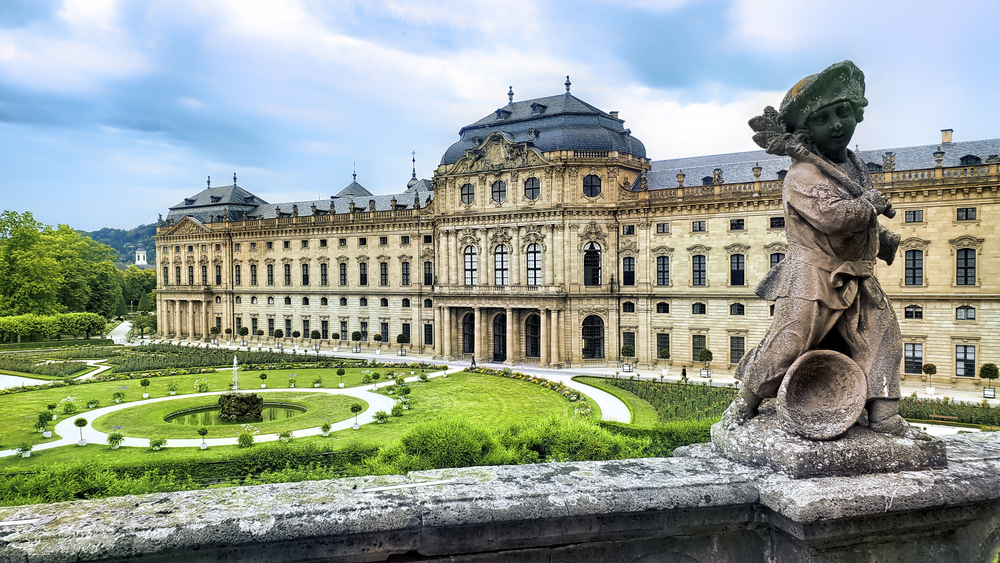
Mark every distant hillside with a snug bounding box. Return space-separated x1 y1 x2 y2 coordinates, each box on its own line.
81 223 158 265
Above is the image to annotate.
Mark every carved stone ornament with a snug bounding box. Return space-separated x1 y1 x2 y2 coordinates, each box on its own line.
317 256 330 264
652 245 674 258
899 238 930 252
882 152 896 172
764 242 788 254
356 255 370 263
420 248 435 260
489 228 512 249
949 235 984 253
687 244 711 255
398 254 412 262
725 243 750 256
336 256 349 264
280 257 292 265
459 235 480 253
164 218 211 236
521 232 546 252
578 221 608 250
247 258 258 266
577 307 608 320
450 131 546 175
185 255 195 264
199 255 209 264
619 239 638 256
376 254 391 263
298 256 312 263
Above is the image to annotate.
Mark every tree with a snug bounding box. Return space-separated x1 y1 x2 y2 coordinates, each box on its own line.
373 333 382 346
86 261 123 318
351 402 363 425
256 329 264 342
396 333 409 345
310 330 321 340
352 331 363 342
981 363 999 389
274 328 284 339
923 363 937 386
239 326 250 338
115 291 128 319
0 211 62 315
74 417 88 441
620 344 635 359
137 291 152 312
133 314 156 338
291 330 301 339
698 348 713 368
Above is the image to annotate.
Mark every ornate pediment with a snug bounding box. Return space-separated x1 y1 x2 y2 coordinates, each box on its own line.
356 255 370 263
899 237 930 252
687 244 711 255
489 228 512 249
316 256 330 264
264 258 275 265
449 131 548 175
280 257 293 265
161 217 211 236
578 307 608 320
336 255 350 264
578 221 608 250
198 255 209 264
420 248 435 260
398 254 412 262
619 239 638 256
247 258 259 265
376 254 391 263
764 242 787 254
949 235 984 252
652 246 674 257
724 243 750 255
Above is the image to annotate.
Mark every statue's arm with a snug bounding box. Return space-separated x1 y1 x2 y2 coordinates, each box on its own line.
877 224 900 265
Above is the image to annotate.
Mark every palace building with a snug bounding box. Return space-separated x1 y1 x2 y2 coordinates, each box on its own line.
155 82 1000 389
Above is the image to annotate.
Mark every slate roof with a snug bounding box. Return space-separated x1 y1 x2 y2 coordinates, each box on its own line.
440 92 646 165
246 188 434 220
336 180 372 198
165 185 268 224
648 138 1000 188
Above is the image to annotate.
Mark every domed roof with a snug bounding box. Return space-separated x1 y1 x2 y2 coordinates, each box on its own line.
440 90 646 165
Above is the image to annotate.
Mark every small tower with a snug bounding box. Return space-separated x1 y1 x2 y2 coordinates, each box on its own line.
135 241 148 266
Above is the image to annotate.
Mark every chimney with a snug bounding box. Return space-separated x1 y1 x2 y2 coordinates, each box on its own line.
942 129 953 144
610 111 619 120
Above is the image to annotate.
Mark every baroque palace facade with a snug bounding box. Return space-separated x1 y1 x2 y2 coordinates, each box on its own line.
155 84 1000 389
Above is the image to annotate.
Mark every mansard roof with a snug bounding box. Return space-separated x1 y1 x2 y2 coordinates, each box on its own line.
336 179 373 198
165 184 268 224
246 188 434 220
648 137 1000 189
440 92 646 165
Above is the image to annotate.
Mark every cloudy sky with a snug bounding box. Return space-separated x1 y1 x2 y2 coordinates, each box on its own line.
2 0 998 231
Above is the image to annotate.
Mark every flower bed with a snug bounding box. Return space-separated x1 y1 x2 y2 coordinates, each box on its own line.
471 367 592 415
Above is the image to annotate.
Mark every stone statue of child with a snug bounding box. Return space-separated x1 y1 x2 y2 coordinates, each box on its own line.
726 61 920 439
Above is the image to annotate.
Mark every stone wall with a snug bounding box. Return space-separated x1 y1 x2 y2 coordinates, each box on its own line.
2 433 999 562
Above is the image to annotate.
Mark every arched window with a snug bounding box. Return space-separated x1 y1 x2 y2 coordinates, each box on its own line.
215 296 222 303
525 314 540 357
235 296 242 304
494 245 509 286
656 302 669 314
730 303 745 315
284 296 291 305
692 302 707 314
583 175 601 197
464 246 478 285
424 299 432 308
339 297 347 306
267 297 274 305
582 315 604 359
302 297 309 305
320 297 328 306
957 305 975 320
250 296 257 304
583 242 601 286
462 313 475 354
904 305 922 319
524 177 540 199
623 301 635 313
360 297 368 307
460 183 474 204
526 243 541 285
380 298 388 307
402 298 410 308
491 180 506 203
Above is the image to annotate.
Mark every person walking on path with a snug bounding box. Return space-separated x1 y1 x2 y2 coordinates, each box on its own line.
471 355 477 367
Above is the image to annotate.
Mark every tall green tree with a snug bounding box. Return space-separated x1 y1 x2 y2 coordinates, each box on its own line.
122 265 157 310
0 211 63 315
137 291 151 312
115 291 128 319
39 224 116 313
86 261 122 318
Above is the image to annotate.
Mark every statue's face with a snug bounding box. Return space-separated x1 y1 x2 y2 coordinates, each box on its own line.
806 101 856 156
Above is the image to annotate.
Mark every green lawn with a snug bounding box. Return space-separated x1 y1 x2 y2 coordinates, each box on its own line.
574 376 660 426
2 371 595 470
92 393 364 438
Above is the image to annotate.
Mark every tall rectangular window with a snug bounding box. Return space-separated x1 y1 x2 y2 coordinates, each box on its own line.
268 318 274 336
656 333 670 358
957 248 976 285
360 321 368 341
163 266 169 285
235 317 242 330
424 323 434 346
692 334 706 362
730 254 745 286
380 262 388 286
904 343 923 374
340 263 347 285
401 262 410 285
656 256 670 286
266 264 273 285
402 323 410 341
201 265 208 285
340 321 348 340
301 263 309 286
251 317 258 335
302 320 309 336
956 345 976 377
321 320 329 339
188 266 194 285
380 322 389 343
285 318 292 336
175 266 181 285
904 250 923 285
359 263 368 286
283 264 291 285
235 265 242 286
464 248 478 285
215 265 222 285
622 257 635 286
730 336 746 364
251 265 258 286
494 247 509 286
424 261 433 286
526 245 541 285
320 263 328 286
692 255 706 286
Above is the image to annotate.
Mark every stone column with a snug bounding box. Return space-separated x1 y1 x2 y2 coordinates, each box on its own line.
186 301 194 340
204 301 211 340
450 230 460 286
540 308 549 366
512 227 521 286
545 225 554 286
433 306 442 357
505 306 514 365
473 307 482 362
441 230 450 286
443 306 452 358
550 309 561 366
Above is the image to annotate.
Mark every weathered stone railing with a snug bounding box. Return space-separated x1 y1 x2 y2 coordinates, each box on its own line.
2 433 998 562
433 284 564 296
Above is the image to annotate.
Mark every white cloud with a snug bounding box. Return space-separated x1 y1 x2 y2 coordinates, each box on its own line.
57 0 121 31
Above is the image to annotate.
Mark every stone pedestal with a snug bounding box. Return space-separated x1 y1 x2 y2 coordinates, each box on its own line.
711 401 948 478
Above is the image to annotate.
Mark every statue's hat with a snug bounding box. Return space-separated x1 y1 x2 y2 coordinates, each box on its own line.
778 60 867 130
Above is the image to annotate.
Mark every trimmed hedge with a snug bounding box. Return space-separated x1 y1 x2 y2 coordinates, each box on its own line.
899 394 1000 427
597 419 715 457
0 339 115 351
607 379 737 422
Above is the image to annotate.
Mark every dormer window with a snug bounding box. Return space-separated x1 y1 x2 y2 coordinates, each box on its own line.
245 196 255 203
866 162 883 172
777 170 788 180
960 154 982 165
495 109 511 120
210 196 222 203
184 198 195 205
530 102 547 114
